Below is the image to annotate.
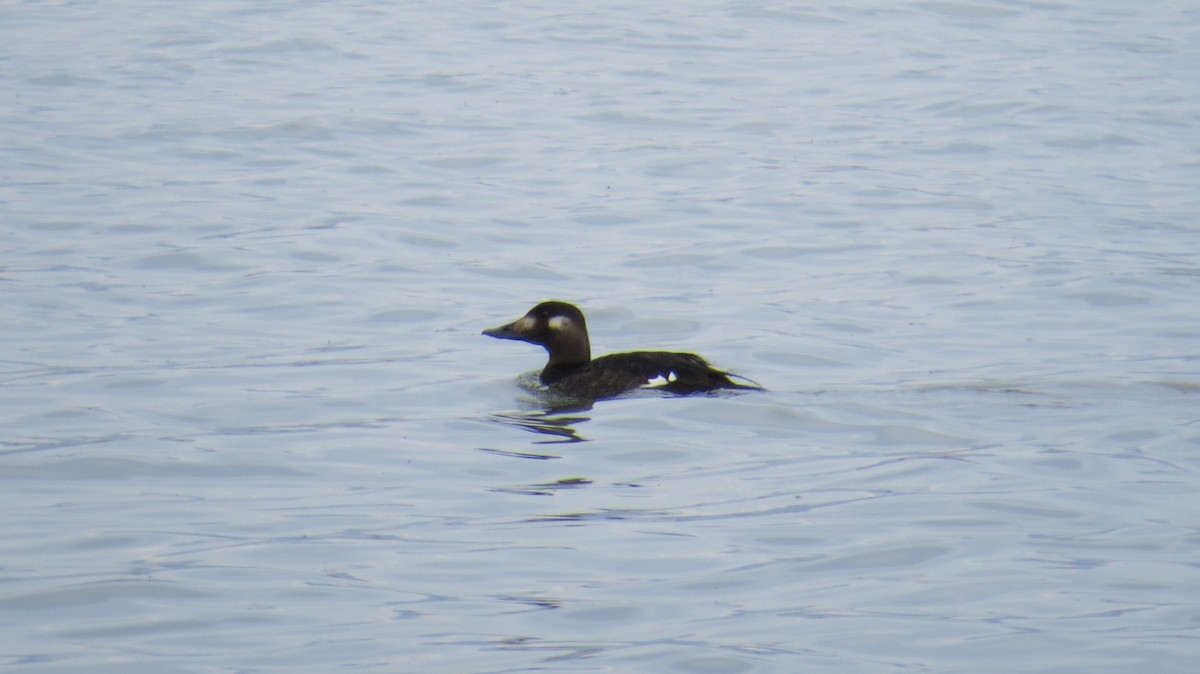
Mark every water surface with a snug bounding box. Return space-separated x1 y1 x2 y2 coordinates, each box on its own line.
3 1 1199 672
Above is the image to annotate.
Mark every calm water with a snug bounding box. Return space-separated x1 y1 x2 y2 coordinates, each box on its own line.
3 1 1199 672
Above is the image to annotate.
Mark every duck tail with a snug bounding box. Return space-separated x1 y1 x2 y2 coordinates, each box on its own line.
722 372 765 391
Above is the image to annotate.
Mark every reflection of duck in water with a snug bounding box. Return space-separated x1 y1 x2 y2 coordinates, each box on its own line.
483 301 762 401
484 410 591 444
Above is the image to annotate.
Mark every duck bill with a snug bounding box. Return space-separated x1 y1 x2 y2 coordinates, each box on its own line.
482 321 518 340
482 314 534 342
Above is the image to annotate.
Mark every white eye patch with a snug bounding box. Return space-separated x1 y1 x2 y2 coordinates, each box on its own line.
547 315 572 330
643 372 678 388
514 316 537 332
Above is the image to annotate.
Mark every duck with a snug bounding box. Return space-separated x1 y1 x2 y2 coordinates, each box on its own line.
483 301 761 400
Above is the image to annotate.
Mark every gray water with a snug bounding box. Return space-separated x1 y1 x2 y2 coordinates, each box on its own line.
3 1 1199 672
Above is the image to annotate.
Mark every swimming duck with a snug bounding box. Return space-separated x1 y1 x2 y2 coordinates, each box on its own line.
483 301 760 399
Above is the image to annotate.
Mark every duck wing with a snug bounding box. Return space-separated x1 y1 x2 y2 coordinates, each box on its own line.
548 352 754 397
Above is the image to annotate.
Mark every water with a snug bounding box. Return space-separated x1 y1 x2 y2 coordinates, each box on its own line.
3 1 1199 671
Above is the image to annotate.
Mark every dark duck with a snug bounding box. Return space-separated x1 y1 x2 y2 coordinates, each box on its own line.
483 301 761 400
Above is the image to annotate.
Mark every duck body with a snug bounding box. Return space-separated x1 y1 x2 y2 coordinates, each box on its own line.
483 301 759 400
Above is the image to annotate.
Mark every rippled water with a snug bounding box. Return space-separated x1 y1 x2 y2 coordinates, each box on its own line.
3 1 1199 672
